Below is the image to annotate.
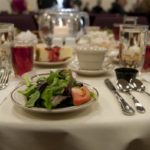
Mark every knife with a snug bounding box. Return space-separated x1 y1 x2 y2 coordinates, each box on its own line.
104 78 135 116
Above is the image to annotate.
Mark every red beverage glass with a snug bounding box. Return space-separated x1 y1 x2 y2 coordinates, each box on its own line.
143 45 150 71
11 44 33 76
113 24 120 41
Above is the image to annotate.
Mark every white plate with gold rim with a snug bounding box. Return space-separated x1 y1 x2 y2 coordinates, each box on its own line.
11 82 98 114
11 71 98 114
68 60 113 76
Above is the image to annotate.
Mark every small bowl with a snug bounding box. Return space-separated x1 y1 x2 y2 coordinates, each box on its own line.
115 67 138 81
76 45 107 70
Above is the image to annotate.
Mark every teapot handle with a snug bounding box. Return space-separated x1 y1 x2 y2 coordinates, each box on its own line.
79 12 89 27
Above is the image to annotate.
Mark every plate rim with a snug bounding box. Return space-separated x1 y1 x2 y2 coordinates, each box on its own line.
68 60 112 75
11 81 98 114
34 57 72 66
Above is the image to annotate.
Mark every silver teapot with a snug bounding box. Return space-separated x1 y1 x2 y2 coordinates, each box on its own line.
38 8 89 45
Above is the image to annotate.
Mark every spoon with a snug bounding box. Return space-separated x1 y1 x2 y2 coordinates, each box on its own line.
130 78 150 96
117 79 145 113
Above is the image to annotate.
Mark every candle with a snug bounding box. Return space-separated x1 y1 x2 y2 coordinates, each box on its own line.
54 25 69 36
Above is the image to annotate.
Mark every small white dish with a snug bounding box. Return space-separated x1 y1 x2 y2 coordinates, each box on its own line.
68 60 113 76
34 57 72 66
76 45 107 70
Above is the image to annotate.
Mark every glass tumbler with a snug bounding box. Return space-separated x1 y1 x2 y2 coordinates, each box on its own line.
11 40 34 76
119 24 148 71
143 31 150 71
113 16 137 41
0 23 14 71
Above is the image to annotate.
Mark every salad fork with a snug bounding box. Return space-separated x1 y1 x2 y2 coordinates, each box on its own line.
0 68 10 90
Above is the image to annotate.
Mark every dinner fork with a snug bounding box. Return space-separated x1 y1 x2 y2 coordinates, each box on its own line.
0 68 10 90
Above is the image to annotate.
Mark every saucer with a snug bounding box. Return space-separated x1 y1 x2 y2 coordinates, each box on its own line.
68 60 113 76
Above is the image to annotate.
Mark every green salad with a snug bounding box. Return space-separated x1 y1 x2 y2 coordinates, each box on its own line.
19 69 96 109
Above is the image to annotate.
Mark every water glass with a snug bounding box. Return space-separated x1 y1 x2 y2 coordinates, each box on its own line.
113 17 137 41
0 23 14 71
119 24 148 71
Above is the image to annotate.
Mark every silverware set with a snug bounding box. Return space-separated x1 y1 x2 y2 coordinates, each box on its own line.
105 78 150 115
0 67 10 90
117 79 145 113
105 79 135 115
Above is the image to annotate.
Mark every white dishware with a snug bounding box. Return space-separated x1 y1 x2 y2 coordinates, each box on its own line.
76 45 107 70
11 82 98 114
68 59 113 76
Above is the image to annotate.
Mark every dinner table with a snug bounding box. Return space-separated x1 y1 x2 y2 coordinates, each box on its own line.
0 64 150 150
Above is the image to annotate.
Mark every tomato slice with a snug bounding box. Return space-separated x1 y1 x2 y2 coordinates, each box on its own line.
71 86 91 106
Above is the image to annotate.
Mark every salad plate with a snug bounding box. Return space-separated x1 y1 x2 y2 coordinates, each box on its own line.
68 60 113 76
11 70 98 114
34 57 72 66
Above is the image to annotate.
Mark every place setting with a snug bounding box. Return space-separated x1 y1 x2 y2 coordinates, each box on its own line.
0 11 103 116
11 69 99 114
0 14 150 118
0 26 99 115
8 36 99 115
105 24 150 116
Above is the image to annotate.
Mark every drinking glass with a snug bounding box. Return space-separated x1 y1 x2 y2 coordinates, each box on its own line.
0 23 14 71
11 40 34 76
119 24 148 71
143 31 150 71
113 24 120 41
113 16 137 41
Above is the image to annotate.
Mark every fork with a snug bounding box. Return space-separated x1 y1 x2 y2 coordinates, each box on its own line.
0 68 10 90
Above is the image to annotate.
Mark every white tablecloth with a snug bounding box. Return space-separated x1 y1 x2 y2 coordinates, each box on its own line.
0 69 150 150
